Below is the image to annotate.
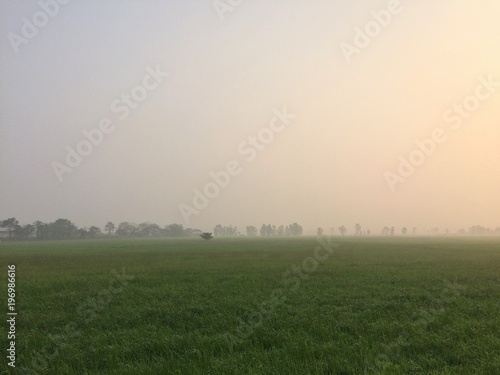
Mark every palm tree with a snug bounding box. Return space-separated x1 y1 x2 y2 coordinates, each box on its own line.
200 232 213 240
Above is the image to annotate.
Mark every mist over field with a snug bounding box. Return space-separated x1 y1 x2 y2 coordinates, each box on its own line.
1 1 500 234
2 3 500 373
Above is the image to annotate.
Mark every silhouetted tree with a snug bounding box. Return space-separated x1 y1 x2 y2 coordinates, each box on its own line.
1 218 19 238
52 219 77 239
138 222 160 237
78 228 89 239
116 222 137 236
289 223 303 236
200 232 213 240
105 222 115 236
214 224 223 237
338 226 346 236
13 224 35 239
214 225 238 237
163 223 184 237
33 220 45 239
88 226 102 238
246 225 257 236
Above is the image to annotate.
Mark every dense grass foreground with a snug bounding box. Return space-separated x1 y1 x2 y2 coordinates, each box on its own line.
1 237 499 374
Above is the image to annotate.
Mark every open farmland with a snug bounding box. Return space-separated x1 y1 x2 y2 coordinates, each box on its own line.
1 237 499 374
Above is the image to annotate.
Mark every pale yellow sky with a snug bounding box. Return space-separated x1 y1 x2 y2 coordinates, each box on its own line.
1 0 499 234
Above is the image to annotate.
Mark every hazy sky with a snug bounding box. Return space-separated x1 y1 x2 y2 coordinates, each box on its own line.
1 0 500 234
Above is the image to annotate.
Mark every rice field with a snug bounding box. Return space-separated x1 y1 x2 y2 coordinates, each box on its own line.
1 236 499 374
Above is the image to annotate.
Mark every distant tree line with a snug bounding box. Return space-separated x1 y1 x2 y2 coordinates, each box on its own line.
211 223 304 237
2 217 500 241
458 226 500 236
322 224 500 237
213 225 239 237
249 223 303 237
0 217 201 240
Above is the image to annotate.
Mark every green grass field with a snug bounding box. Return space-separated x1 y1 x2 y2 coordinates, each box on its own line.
1 237 499 375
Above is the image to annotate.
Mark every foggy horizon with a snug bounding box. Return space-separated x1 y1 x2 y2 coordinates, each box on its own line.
2 1 500 236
